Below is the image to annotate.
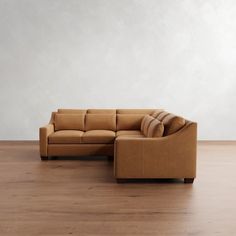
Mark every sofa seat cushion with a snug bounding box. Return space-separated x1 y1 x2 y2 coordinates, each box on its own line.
49 130 84 144
116 134 145 140
116 130 142 136
82 130 116 144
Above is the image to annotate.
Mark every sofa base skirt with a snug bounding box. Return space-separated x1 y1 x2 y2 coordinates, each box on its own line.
48 144 114 157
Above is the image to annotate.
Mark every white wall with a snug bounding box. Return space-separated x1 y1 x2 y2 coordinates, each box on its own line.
1 0 236 140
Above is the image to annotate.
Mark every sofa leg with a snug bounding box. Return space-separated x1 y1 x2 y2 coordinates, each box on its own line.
41 156 48 161
116 179 126 183
184 178 194 184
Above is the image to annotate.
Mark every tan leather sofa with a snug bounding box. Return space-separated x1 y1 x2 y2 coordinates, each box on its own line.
40 109 197 183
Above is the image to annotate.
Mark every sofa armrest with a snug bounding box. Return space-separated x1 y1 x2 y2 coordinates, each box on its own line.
39 124 54 157
114 122 197 179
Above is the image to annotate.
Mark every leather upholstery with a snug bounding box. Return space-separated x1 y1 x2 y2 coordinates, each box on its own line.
49 130 84 144
157 111 169 121
54 114 85 131
116 134 145 139
140 115 149 132
82 130 116 144
116 114 144 130
114 121 197 179
162 114 186 136
152 109 164 118
39 124 54 156
40 108 197 182
58 109 87 114
117 109 154 114
48 144 114 156
87 109 116 114
85 114 116 131
116 130 142 136
147 119 164 137
142 115 155 136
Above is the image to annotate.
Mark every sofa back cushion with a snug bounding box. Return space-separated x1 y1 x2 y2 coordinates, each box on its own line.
85 114 116 131
58 109 87 114
116 109 154 114
147 119 164 137
54 114 85 131
116 114 144 130
141 115 155 136
162 114 186 135
87 109 116 114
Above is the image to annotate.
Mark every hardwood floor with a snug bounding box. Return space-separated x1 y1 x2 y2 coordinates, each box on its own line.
0 141 236 235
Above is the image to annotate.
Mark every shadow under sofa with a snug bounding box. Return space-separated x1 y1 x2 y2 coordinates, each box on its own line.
39 108 197 183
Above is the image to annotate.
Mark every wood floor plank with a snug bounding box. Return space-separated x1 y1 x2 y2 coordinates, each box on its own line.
0 141 236 235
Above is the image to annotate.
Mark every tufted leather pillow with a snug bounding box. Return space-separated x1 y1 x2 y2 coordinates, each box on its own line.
147 119 164 137
141 115 155 136
157 111 170 121
141 115 148 132
152 109 164 118
162 114 186 135
54 114 85 131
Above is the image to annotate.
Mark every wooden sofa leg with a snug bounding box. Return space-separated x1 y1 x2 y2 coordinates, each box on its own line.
116 179 126 183
41 156 48 161
184 178 194 184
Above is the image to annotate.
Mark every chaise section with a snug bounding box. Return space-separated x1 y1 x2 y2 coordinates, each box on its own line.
49 130 84 144
114 121 197 181
82 130 116 144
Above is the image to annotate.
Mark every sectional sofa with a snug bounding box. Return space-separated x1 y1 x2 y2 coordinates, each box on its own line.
40 109 197 183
